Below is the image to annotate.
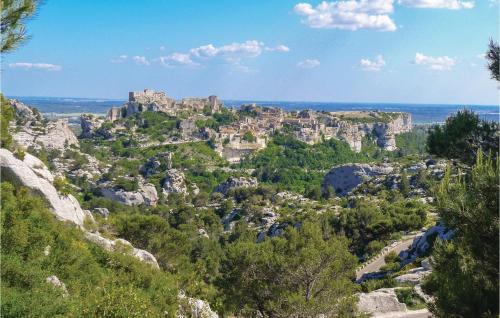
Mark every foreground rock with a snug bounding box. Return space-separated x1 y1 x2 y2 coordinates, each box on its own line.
323 163 394 196
395 267 432 285
0 149 90 226
1 148 160 267
358 288 407 315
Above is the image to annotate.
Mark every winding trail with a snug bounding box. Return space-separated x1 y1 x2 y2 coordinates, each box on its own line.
356 234 420 281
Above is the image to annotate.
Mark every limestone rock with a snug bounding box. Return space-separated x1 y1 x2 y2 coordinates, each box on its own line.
214 177 258 195
177 291 219 318
84 231 160 269
400 225 453 263
323 163 394 196
13 118 79 151
100 187 145 206
93 207 110 218
11 99 40 124
46 275 69 297
162 169 187 195
80 114 107 138
140 183 158 206
0 148 90 226
358 288 407 315
394 267 432 285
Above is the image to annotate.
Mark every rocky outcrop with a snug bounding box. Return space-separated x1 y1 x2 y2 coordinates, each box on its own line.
100 183 158 206
358 288 407 315
0 149 91 226
46 275 69 297
10 99 40 124
1 148 160 268
214 177 258 195
394 267 432 285
84 232 159 268
399 225 453 264
13 118 79 151
177 291 219 318
80 114 106 138
323 163 394 196
162 169 188 196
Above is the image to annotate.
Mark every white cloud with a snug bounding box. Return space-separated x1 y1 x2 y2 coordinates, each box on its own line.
398 0 474 9
9 62 62 71
414 53 456 70
265 44 291 52
294 1 397 31
297 59 321 69
360 55 386 71
477 53 486 59
159 53 199 67
160 46 166 51
111 54 128 63
132 56 150 66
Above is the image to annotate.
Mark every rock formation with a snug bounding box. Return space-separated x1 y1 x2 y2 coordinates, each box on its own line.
162 169 188 196
177 291 219 318
100 182 158 206
358 288 407 315
323 163 394 196
0 149 91 226
46 275 69 298
85 232 159 268
80 114 107 138
214 177 258 195
1 148 160 268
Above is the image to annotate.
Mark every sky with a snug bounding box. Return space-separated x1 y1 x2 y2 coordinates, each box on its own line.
1 0 499 105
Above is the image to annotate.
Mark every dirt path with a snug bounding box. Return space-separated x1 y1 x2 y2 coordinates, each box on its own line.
356 235 420 281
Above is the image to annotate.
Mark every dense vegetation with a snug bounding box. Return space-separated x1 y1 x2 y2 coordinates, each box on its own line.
1 182 178 318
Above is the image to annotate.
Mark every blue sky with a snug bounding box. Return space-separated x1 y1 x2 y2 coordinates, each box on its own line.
2 0 499 104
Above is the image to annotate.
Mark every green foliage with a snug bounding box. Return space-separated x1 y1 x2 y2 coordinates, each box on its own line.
1 0 38 53
1 94 15 149
395 288 426 310
242 131 256 142
487 38 499 82
384 251 401 264
330 199 427 256
427 109 498 164
219 222 359 317
242 133 372 194
395 127 428 156
0 182 178 317
399 170 410 196
424 151 499 317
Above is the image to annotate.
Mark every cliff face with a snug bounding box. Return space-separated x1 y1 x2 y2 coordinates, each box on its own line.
335 113 412 152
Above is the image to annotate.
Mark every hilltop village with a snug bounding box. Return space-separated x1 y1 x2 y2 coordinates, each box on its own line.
82 89 413 163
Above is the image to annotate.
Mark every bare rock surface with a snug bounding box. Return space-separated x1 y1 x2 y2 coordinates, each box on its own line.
358 288 407 315
163 169 188 195
323 163 394 196
177 291 219 318
46 275 69 297
0 148 90 226
214 176 258 195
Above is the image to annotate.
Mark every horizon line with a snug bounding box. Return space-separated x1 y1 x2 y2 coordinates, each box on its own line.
7 95 499 107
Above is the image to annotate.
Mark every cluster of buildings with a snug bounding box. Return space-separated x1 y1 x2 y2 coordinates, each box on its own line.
107 89 221 121
102 89 412 162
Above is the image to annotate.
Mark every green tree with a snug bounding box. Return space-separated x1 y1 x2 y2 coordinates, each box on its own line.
427 109 498 164
423 152 499 317
486 38 499 82
1 94 14 149
399 170 410 196
1 0 38 53
219 222 358 317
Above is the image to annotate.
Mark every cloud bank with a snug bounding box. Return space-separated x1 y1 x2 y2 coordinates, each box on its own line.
360 55 386 71
9 63 62 71
414 53 456 70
